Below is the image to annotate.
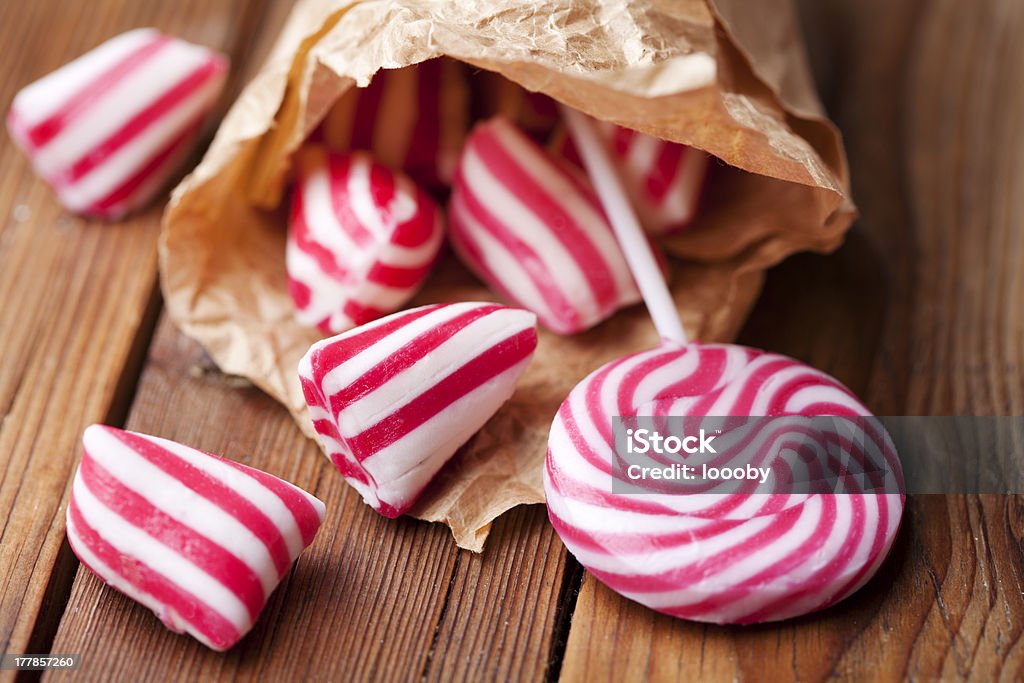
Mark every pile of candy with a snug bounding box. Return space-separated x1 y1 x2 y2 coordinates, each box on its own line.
9 29 901 650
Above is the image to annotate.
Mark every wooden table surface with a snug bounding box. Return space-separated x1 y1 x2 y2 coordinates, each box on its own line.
2 0 1022 681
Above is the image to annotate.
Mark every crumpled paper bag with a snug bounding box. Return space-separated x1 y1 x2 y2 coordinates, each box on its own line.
160 0 855 551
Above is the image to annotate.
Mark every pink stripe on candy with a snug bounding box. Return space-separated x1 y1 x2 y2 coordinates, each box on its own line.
88 114 204 217
347 328 536 456
306 306 439 374
403 59 444 187
448 118 643 334
216 459 324 548
471 127 622 310
646 141 685 203
450 170 579 327
326 304 502 415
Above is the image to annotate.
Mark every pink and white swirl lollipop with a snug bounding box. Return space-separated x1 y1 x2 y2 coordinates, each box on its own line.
544 108 904 624
546 344 903 623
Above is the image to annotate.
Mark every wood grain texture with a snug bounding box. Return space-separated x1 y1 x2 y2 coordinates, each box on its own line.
46 318 569 682
0 0 287 670
558 0 1024 681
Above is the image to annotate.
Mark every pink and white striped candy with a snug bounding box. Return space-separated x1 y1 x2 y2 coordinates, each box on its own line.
299 302 537 517
320 58 468 193
448 117 643 335
287 147 444 334
6 28 228 219
66 425 325 651
557 121 708 235
545 343 904 624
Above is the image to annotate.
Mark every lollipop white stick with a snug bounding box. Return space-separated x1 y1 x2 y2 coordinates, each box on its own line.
560 106 688 345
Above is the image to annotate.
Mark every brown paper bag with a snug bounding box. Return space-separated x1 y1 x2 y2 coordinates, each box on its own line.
160 0 855 551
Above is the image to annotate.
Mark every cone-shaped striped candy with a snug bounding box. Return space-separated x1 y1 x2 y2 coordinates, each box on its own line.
449 117 643 335
66 425 325 650
287 147 444 334
320 58 468 193
545 343 904 624
556 121 708 235
6 28 228 219
299 302 538 517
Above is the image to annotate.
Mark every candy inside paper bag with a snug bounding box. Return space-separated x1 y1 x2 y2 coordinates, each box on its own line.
161 0 855 551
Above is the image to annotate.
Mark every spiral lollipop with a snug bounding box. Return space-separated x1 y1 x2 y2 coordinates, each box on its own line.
544 108 904 624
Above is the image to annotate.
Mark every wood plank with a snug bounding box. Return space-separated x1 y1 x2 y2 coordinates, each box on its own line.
558 0 1024 680
423 505 578 682
0 0 285 668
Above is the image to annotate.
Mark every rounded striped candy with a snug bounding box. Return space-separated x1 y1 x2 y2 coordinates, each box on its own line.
287 147 444 334
544 342 904 624
556 121 708 235
6 28 228 219
448 117 643 335
320 58 468 193
66 425 325 651
299 302 538 517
